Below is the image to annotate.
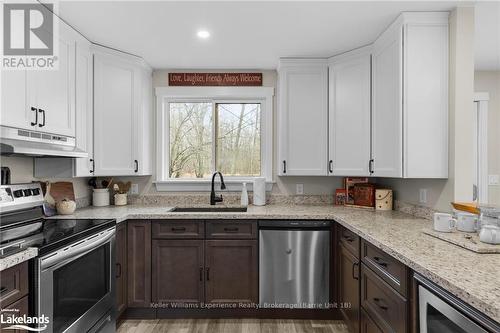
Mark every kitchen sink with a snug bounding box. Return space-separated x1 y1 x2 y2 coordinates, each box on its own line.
171 207 248 213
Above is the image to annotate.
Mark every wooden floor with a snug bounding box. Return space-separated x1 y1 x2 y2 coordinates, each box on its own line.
117 319 349 333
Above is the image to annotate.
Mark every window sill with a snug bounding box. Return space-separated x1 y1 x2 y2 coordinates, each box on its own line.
154 179 274 192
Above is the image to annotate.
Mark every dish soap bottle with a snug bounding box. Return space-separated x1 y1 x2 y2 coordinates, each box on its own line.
241 183 249 207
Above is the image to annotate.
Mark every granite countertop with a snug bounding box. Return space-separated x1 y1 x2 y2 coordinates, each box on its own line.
0 247 38 271
17 204 500 322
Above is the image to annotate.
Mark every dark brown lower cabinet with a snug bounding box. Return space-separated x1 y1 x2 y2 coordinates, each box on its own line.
361 309 383 333
127 220 152 307
205 240 258 304
1 296 29 333
115 222 127 317
339 244 360 333
152 240 204 304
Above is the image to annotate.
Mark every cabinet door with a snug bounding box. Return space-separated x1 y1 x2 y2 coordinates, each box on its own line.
74 35 94 176
205 240 258 304
152 240 204 304
115 223 127 317
127 220 151 307
361 309 383 333
27 14 75 137
339 244 360 333
371 25 403 177
329 51 371 176
1 296 29 333
134 68 153 175
278 60 328 176
94 52 139 176
1 70 32 130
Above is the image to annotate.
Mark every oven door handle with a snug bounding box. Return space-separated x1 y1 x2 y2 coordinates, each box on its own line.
41 228 115 270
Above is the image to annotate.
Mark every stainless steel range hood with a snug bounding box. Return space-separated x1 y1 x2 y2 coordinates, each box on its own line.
1 126 88 158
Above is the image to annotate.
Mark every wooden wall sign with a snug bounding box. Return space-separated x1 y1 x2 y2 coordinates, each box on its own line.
168 73 262 86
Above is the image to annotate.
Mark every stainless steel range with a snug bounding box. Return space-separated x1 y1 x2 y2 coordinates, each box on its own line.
0 183 116 333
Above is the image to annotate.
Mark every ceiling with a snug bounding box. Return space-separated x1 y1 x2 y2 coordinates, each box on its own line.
57 1 498 70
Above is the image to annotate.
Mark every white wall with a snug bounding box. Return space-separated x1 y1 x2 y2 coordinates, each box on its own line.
474 70 500 205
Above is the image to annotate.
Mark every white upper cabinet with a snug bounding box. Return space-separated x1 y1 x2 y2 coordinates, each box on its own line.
74 35 94 177
278 59 328 176
403 14 449 178
93 46 152 176
1 70 30 130
371 12 449 178
27 13 76 137
371 21 403 178
328 47 372 176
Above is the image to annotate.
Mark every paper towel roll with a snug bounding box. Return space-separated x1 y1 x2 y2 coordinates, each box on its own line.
253 177 266 206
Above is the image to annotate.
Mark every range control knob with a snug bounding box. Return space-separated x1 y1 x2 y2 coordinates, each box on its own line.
23 189 32 197
13 190 24 198
31 188 40 196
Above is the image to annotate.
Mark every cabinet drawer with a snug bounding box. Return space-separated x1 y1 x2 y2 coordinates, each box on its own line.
361 264 407 333
206 220 257 239
339 225 360 258
361 240 408 297
152 220 204 239
0 262 29 308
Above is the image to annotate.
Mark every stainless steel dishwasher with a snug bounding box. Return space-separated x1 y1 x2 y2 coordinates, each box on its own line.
259 220 330 309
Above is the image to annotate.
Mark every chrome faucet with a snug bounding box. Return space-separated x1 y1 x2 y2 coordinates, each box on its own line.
210 171 226 205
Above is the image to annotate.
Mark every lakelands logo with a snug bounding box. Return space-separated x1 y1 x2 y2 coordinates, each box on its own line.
1 1 59 70
0 309 49 331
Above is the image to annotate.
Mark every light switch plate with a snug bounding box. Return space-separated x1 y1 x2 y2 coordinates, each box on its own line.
489 175 499 185
130 184 139 195
296 183 304 195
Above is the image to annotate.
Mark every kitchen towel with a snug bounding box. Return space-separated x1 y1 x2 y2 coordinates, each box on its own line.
253 177 266 206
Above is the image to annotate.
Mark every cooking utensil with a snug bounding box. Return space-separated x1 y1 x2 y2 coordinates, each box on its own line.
451 202 480 215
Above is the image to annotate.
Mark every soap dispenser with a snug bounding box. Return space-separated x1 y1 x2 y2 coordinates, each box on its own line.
241 183 249 207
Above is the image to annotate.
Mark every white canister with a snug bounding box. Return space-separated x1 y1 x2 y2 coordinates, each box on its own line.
375 189 393 211
253 177 266 206
93 188 110 207
114 193 127 206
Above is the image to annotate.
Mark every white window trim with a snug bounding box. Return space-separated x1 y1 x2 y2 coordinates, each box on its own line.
154 86 274 192
473 92 489 204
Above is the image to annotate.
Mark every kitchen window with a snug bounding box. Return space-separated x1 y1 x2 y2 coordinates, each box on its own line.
155 87 273 191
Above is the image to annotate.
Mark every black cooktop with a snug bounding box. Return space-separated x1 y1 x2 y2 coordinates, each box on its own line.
0 218 116 256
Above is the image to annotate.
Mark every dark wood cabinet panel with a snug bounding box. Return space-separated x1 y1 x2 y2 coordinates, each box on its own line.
361 264 407 333
127 220 152 307
0 261 29 308
1 295 29 333
152 240 204 304
361 309 383 333
152 220 204 239
339 244 360 333
339 225 360 258
361 240 408 297
206 220 257 239
205 240 258 304
116 222 128 317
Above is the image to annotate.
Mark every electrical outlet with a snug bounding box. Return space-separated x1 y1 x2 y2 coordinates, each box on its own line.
130 184 139 195
296 183 304 195
419 189 427 204
489 175 499 186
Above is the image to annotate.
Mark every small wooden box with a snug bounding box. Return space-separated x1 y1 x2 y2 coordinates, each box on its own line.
353 183 376 207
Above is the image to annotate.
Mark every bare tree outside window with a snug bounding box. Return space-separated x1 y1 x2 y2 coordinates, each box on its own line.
169 103 212 178
168 102 261 178
216 103 261 176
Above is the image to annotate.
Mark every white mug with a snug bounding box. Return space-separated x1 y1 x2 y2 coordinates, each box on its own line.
433 213 456 233
456 212 478 233
479 225 500 244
